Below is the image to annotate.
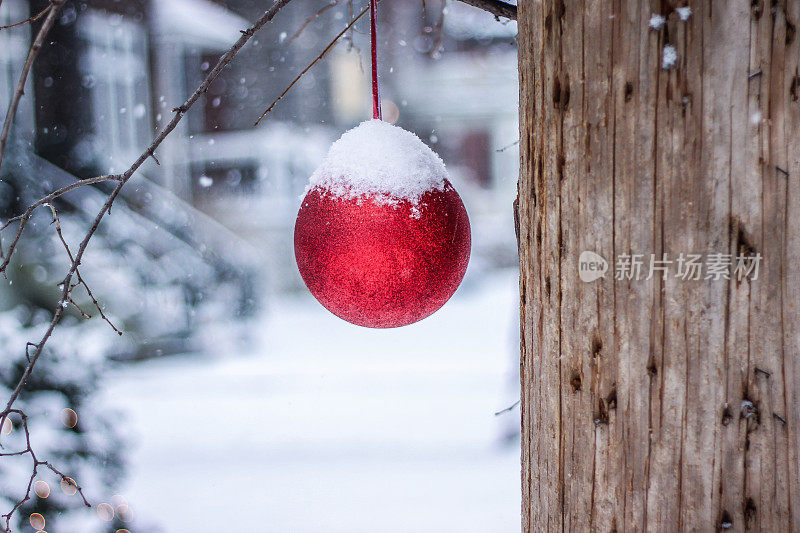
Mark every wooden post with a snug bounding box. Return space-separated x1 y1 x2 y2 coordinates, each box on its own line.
518 0 800 530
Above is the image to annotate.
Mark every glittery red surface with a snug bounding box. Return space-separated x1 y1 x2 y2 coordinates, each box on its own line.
294 180 471 328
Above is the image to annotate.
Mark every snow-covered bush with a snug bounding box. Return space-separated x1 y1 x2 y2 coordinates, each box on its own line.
2 153 263 361
0 308 126 533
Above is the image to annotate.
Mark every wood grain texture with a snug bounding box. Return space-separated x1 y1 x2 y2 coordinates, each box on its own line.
518 0 800 530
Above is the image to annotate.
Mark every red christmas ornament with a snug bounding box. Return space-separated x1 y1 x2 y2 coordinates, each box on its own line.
294 120 471 328
294 1 469 328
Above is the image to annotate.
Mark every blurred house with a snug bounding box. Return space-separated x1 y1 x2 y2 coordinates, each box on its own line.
0 0 269 357
151 0 337 291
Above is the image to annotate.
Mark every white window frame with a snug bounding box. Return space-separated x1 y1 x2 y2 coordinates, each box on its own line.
77 10 152 172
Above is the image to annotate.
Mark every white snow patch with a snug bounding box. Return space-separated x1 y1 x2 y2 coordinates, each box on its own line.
102 270 521 533
676 6 692 20
306 119 448 204
649 13 666 29
750 110 762 124
662 45 678 69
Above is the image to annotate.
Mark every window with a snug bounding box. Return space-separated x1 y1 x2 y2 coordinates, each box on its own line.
459 129 492 188
182 50 224 134
77 10 151 172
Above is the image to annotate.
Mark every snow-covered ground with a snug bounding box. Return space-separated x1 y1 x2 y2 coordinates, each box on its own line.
102 268 521 532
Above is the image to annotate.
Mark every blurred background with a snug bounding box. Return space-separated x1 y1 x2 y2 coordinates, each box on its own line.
0 0 520 531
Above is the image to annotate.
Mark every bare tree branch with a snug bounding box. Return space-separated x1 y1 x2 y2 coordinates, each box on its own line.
456 0 517 21
495 138 520 152
1 410 90 533
286 0 342 45
46 204 122 335
0 1 296 527
0 0 64 176
0 175 122 272
494 399 520 416
256 0 514 126
0 3 52 31
1 0 296 423
255 1 372 126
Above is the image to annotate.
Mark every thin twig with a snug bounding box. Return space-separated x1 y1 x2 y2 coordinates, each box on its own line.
0 175 123 275
24 343 36 363
494 399 521 416
255 2 372 126
286 1 342 45
0 411 89 533
0 0 64 177
496 139 520 152
0 3 52 31
47 204 122 334
41 461 90 508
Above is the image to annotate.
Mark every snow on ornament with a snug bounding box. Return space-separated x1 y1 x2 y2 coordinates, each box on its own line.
294 119 471 328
